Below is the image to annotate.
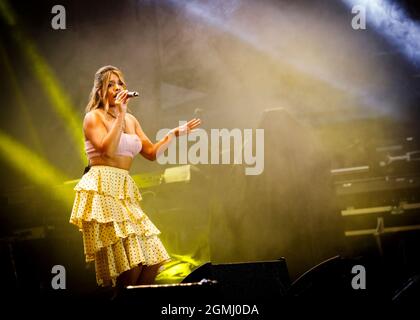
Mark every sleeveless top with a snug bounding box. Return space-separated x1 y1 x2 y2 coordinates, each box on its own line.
85 133 142 159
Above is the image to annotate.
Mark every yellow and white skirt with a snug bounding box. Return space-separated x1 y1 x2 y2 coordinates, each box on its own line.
69 165 170 286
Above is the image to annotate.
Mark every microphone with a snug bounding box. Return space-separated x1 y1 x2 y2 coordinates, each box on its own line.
127 91 139 98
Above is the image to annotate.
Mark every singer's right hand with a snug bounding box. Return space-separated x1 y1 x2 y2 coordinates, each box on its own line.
115 90 128 113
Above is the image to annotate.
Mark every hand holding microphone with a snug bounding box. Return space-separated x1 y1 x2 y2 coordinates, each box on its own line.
115 89 139 113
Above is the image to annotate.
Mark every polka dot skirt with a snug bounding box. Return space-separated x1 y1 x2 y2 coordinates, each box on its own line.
70 165 171 286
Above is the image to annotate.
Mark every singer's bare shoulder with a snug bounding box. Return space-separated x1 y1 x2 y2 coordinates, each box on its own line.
83 109 106 131
84 109 103 123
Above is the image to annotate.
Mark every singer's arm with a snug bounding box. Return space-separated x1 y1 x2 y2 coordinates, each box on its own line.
130 114 174 161
84 110 125 157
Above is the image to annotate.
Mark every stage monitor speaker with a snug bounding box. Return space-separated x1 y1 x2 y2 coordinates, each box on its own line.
290 255 385 303
290 255 346 298
116 259 290 307
392 274 420 305
117 280 218 305
182 258 290 301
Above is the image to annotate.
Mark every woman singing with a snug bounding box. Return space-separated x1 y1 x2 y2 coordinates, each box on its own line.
70 65 201 288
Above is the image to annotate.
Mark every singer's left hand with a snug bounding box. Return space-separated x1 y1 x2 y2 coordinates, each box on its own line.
174 118 201 137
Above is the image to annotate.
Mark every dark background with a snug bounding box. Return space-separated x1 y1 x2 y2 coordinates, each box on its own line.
0 0 420 302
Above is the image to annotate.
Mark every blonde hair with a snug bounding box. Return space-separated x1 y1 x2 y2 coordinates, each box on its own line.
85 65 127 113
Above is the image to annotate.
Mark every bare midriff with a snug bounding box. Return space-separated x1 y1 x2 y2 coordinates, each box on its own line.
89 155 133 171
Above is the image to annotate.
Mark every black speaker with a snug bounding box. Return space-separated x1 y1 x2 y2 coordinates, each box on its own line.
114 259 290 310
392 274 420 305
290 255 347 298
117 280 218 306
182 262 212 283
182 259 290 301
289 255 387 304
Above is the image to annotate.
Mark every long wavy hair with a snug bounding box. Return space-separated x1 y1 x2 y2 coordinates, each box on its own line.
85 65 127 113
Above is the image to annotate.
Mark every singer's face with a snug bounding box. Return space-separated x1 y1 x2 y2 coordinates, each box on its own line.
107 73 126 106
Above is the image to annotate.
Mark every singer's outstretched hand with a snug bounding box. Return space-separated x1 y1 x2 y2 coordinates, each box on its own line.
173 118 201 137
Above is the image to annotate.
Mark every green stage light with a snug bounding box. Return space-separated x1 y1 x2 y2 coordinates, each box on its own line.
14 29 85 163
0 0 85 163
0 44 45 155
0 130 73 206
156 255 204 283
0 0 15 26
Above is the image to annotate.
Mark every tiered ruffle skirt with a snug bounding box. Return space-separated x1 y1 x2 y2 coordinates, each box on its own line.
70 165 170 286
